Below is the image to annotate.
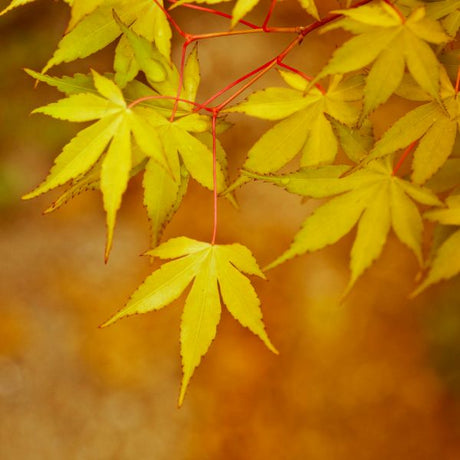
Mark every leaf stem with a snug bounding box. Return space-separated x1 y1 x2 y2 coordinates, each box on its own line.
152 0 189 39
168 0 260 29
456 65 460 94
277 61 326 94
211 111 218 245
262 0 277 32
382 0 405 23
392 141 417 176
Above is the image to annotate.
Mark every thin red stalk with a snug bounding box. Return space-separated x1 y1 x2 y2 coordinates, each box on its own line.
152 0 189 38
168 1 260 29
127 94 211 111
455 65 460 93
382 0 405 22
215 60 277 111
211 112 218 245
277 61 326 94
192 27 297 41
170 40 190 121
196 59 276 111
392 141 417 176
262 0 277 31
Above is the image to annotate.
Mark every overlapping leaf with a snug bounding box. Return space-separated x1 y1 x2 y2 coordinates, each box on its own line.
412 193 460 295
227 73 364 177
41 0 171 74
101 237 277 405
24 70 226 257
369 69 459 184
314 2 451 117
246 158 441 294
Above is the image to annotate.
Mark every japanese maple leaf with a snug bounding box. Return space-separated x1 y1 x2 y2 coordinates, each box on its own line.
369 68 459 184
244 159 441 294
227 72 364 175
101 237 277 405
313 2 451 117
24 70 226 258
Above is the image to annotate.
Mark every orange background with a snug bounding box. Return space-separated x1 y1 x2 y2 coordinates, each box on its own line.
1 1 460 458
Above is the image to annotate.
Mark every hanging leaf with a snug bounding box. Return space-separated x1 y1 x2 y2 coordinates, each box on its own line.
313 3 451 116
101 237 277 405
226 74 364 176
257 159 441 293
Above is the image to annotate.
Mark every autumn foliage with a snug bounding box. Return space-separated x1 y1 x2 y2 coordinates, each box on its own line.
1 0 460 404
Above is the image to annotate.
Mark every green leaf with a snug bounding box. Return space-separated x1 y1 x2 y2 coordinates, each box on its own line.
100 117 132 259
101 238 276 405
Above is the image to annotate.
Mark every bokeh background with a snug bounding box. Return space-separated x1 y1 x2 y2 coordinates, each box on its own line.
1 0 460 458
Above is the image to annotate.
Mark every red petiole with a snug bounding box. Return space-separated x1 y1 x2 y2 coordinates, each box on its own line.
131 0 374 244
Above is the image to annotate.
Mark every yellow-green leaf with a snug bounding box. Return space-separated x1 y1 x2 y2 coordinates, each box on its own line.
100 117 132 259
23 115 121 199
179 251 220 405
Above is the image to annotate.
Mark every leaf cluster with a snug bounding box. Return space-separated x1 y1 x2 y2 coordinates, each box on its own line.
2 0 460 404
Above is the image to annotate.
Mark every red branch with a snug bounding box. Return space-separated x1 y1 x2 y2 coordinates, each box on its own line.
211 112 218 244
132 0 374 244
455 65 460 94
168 0 260 29
392 141 417 176
382 0 405 22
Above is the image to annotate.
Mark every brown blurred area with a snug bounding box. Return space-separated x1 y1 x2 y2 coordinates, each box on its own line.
1 0 460 458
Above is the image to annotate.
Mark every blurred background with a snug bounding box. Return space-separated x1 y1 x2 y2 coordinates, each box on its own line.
1 0 460 458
